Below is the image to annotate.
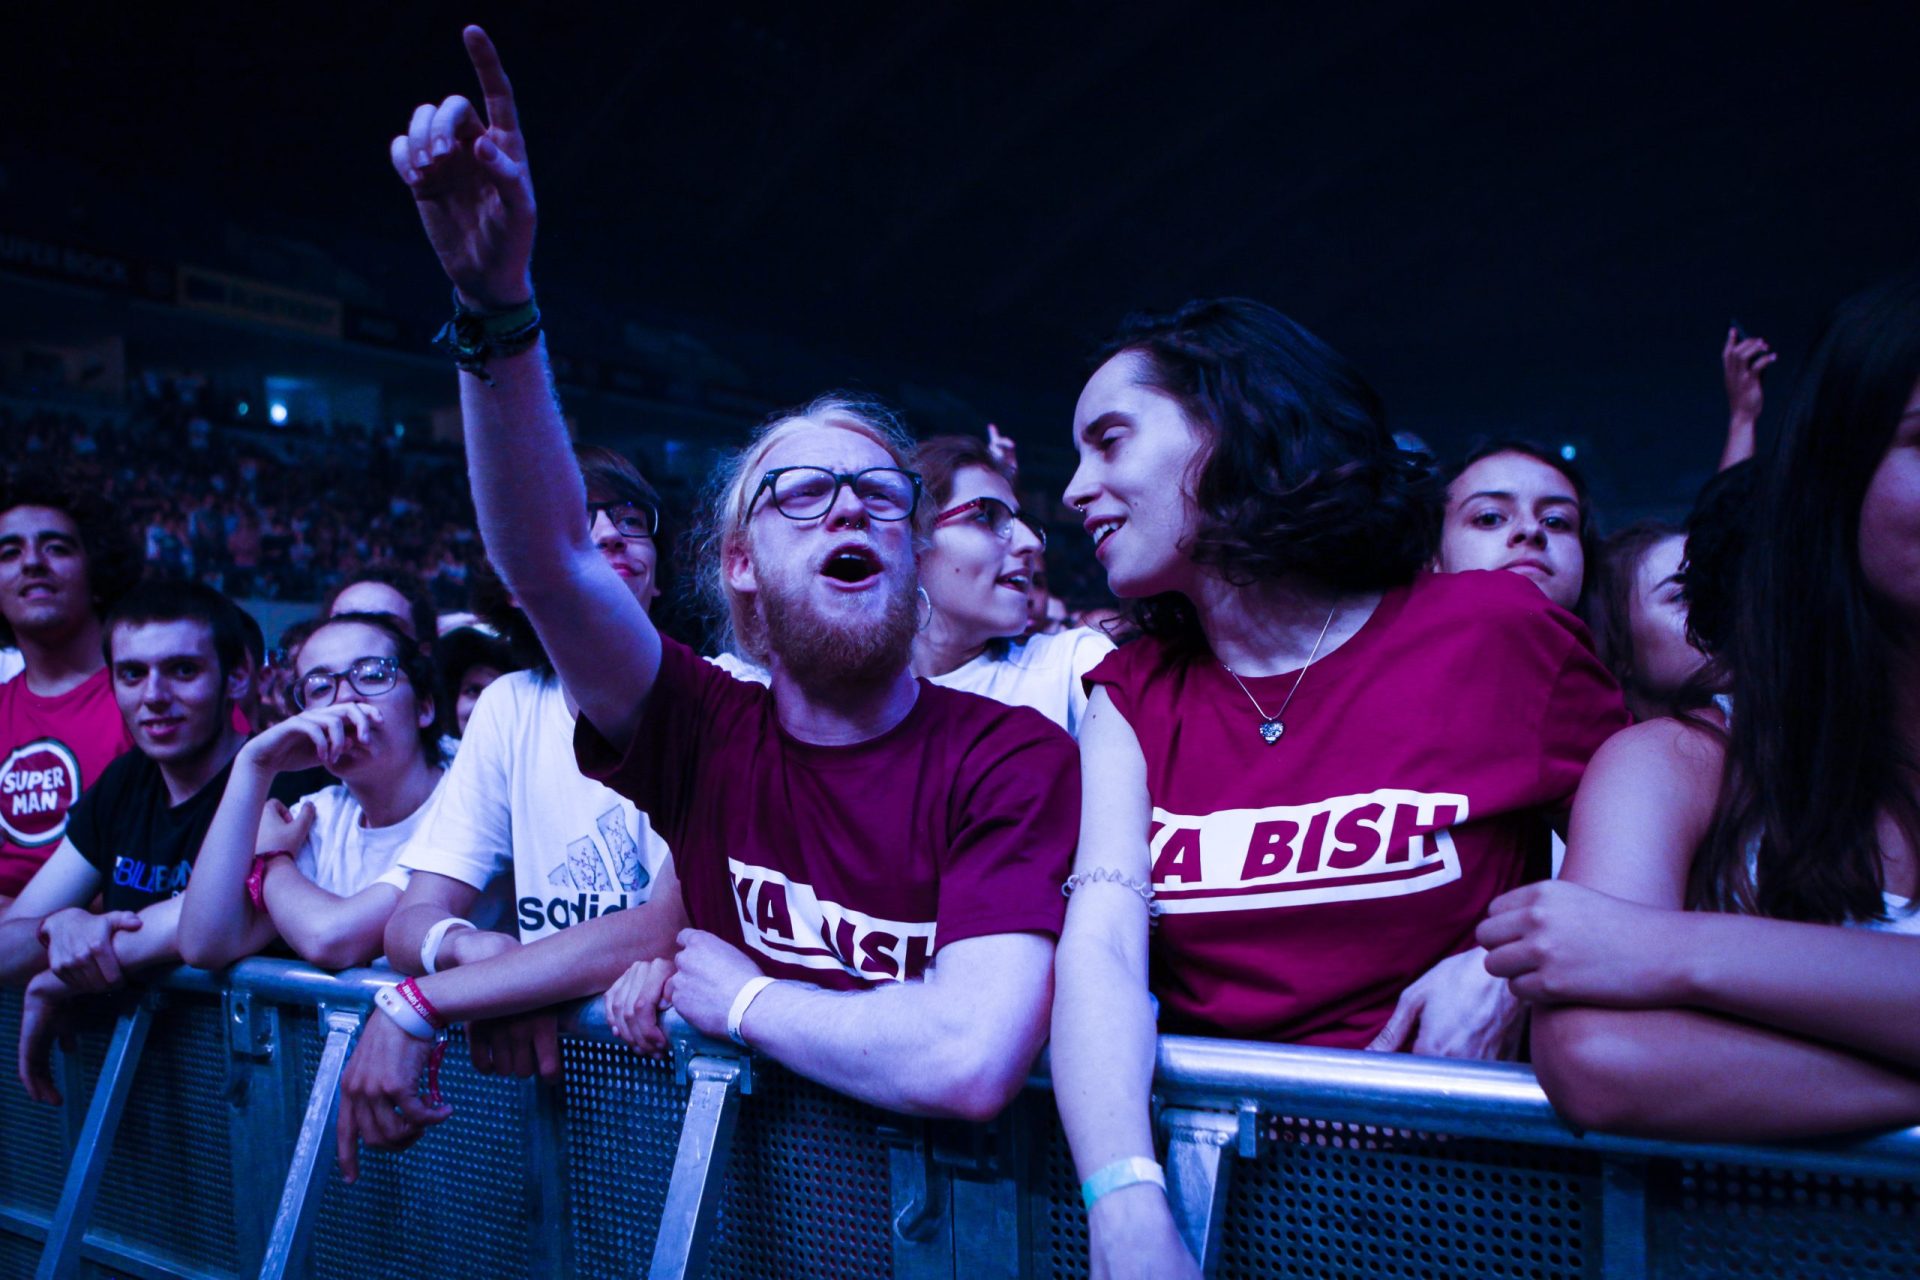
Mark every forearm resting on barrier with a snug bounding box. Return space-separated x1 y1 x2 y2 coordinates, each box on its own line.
0 840 109 985
740 932 1053 1123
383 871 486 976
260 866 398 971
1532 1004 1920 1140
1665 915 1920 1069
411 866 686 1025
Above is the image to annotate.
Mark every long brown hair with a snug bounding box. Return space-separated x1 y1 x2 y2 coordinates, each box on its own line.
1689 271 1920 922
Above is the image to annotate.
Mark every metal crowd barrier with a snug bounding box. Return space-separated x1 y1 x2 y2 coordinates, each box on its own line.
0 960 1916 1280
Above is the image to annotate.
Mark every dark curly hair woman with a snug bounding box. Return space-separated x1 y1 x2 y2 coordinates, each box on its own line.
1048 297 1630 1278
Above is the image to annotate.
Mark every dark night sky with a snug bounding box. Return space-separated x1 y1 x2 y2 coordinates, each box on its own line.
7 2 1919 511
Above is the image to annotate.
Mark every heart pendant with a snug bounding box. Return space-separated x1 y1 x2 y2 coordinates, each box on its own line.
1259 719 1284 745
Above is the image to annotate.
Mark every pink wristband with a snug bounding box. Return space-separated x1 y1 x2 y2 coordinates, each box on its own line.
246 849 298 912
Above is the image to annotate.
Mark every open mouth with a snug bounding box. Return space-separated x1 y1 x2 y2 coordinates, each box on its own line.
820 545 883 585
1087 517 1126 551
141 717 184 738
995 572 1031 592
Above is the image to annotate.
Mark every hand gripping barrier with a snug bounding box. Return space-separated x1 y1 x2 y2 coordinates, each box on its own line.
1 959 1917 1279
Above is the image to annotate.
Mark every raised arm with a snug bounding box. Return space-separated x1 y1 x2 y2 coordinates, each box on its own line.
1050 689 1199 1280
1719 326 1775 471
392 26 659 745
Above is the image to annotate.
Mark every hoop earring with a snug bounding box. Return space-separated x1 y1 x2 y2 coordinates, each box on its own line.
915 586 933 632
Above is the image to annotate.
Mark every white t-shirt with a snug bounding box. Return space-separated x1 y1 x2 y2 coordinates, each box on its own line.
0 649 23 684
293 775 444 896
397 671 672 944
1861 892 1920 937
707 651 771 686
926 628 1116 737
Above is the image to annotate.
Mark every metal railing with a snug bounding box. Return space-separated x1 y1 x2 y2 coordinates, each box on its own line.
0 959 1915 1280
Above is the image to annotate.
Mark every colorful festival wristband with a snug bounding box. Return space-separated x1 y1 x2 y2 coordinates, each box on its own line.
374 986 436 1041
246 849 298 912
395 977 450 1032
1081 1157 1166 1211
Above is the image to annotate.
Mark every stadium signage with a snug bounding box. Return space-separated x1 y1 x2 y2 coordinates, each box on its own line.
0 231 134 291
177 266 342 338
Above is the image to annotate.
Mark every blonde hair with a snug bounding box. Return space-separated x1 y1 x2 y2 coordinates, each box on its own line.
695 393 922 665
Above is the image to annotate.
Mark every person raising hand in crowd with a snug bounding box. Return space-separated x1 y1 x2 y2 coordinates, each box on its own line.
335 27 1077 1181
1720 324 1776 471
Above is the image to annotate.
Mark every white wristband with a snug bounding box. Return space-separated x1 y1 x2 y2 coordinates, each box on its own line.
419 916 477 975
374 986 437 1041
726 976 777 1047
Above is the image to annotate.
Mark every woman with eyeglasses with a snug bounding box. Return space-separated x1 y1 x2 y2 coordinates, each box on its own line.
178 611 446 971
911 435 1114 735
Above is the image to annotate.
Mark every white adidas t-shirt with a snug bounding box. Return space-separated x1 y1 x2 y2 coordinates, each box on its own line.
293 776 444 896
926 628 1116 737
397 671 672 943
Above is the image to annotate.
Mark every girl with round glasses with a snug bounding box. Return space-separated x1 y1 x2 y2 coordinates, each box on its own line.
911 435 1113 735
1050 299 1627 1278
179 612 447 971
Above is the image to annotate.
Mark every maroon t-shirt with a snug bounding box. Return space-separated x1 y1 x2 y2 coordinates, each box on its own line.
576 637 1080 990
0 669 132 897
1087 570 1628 1048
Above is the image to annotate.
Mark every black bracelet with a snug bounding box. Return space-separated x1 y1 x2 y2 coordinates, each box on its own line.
430 289 542 386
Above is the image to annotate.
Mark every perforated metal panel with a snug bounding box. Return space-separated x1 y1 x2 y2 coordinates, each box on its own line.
563 1036 685 1276
0 1229 42 1280
705 1060 895 1280
298 1017 534 1280
81 997 240 1278
1033 1099 1091 1280
1213 1117 1599 1280
0 988 70 1223
1651 1160 1920 1279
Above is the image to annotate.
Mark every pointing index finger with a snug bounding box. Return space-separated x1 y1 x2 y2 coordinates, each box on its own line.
463 26 520 134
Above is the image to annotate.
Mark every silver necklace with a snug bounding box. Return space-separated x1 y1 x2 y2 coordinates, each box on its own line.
1220 603 1338 745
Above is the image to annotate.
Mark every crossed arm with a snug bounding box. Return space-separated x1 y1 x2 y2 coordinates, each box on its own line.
1484 718 1920 1139
0 841 208 988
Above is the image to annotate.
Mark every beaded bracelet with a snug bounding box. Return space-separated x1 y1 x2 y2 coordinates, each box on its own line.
1062 867 1163 919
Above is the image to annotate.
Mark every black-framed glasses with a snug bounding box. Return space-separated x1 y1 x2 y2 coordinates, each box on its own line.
933 495 1048 550
747 466 922 523
294 656 402 711
586 499 660 540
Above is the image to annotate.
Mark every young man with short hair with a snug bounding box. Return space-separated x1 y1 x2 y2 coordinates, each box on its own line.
0 583 287 1100
372 446 684 1086
336 30 1077 1177
0 468 143 909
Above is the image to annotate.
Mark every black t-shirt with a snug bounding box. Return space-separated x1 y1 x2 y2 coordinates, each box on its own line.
66 751 322 912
